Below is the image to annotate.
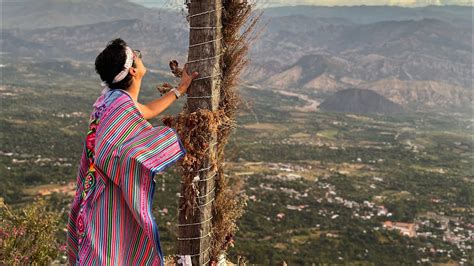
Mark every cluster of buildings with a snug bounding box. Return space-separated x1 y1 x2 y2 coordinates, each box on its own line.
3 151 72 168
318 181 422 239
383 221 417 237
316 181 472 263
52 111 85 118
415 213 473 262
317 181 395 221
233 161 472 263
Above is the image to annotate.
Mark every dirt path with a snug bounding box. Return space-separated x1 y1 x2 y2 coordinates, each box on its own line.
241 83 321 112
276 90 320 112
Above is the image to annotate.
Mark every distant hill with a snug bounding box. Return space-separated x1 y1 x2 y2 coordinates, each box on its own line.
1 19 188 68
0 0 177 29
319 88 405 115
261 54 349 90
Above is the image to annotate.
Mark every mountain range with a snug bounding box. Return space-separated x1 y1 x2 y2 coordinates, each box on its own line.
0 0 174 29
1 1 472 112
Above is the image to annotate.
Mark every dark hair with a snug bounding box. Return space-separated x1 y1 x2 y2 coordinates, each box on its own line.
95 38 136 91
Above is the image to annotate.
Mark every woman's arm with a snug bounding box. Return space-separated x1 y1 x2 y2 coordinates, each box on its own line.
137 64 198 120
136 85 183 120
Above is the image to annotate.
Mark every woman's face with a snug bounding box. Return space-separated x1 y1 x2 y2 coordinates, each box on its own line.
131 50 147 80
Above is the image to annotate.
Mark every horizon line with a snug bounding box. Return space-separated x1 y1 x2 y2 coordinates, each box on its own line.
136 3 473 9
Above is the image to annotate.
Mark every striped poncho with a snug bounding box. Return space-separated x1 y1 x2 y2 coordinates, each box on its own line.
67 89 185 265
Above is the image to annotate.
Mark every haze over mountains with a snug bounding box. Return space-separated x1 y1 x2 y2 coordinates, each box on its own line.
1 0 472 112
130 0 472 8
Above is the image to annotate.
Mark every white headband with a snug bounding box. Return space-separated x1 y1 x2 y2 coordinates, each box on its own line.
112 46 134 83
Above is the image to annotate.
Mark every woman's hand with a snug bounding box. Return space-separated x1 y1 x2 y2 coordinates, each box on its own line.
177 63 199 94
137 63 198 120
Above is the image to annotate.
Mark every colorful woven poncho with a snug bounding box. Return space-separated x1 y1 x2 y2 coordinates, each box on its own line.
67 89 186 265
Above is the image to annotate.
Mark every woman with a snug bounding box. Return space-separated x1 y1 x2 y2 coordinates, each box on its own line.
66 38 198 265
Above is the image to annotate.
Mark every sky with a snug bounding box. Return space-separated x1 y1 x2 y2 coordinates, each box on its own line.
130 0 472 8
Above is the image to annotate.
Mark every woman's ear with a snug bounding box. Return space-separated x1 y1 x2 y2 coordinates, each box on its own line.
129 67 137 77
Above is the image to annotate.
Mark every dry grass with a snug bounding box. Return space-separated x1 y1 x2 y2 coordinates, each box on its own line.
210 0 262 261
162 109 223 219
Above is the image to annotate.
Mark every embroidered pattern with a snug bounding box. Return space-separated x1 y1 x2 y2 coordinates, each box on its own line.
76 99 105 246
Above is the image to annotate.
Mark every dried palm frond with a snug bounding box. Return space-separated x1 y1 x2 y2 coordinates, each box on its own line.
162 0 263 262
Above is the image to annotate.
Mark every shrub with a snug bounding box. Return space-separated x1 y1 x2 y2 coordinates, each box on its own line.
0 199 62 265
